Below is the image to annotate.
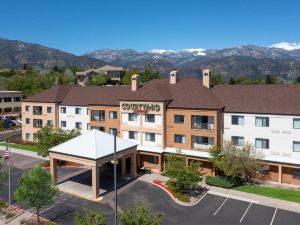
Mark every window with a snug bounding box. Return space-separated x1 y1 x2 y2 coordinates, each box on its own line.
75 122 82 130
192 115 214 130
255 117 269 127
33 119 43 128
293 118 300 129
26 133 31 140
14 97 21 102
47 107 52 113
174 115 185 124
192 136 214 146
145 114 155 123
292 169 300 180
26 118 30 124
99 127 105 132
87 123 90 130
232 115 244 125
128 113 138 122
0 108 1 114
25 106 30 112
61 121 66 128
14 107 21 112
109 111 117 119
255 138 269 149
60 107 66 114
145 132 155 142
174 134 185 144
47 120 53 126
33 106 42 115
91 110 105 121
231 136 245 146
4 97 11 102
87 108 89 115
4 108 12 113
109 128 117 135
129 131 138 140
75 108 82 115
148 156 158 164
0 98 2 103
293 141 300 152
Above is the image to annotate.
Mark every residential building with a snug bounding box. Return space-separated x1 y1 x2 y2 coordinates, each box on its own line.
21 70 300 186
0 90 22 119
76 65 125 86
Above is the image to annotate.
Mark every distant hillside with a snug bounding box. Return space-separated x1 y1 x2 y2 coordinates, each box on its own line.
0 38 107 69
86 45 300 80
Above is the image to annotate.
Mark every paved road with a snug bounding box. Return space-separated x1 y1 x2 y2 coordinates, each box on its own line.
0 129 21 141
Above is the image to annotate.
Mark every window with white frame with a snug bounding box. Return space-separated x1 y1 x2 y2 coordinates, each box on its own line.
129 131 138 140
25 106 30 112
255 138 269 149
293 118 300 129
60 107 66 114
255 117 269 127
174 134 185 144
293 141 300 152
231 136 245 146
128 113 138 122
148 156 158 164
109 128 117 135
75 108 82 115
47 120 53 126
87 123 90 130
26 118 30 124
75 122 82 130
231 115 244 125
109 111 117 119
145 114 155 123
145 132 155 142
61 120 66 128
192 136 214 146
26 133 31 140
174 115 185 124
47 107 52 113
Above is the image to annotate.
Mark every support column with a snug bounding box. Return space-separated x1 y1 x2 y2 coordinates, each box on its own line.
131 153 137 178
50 157 57 186
121 157 126 176
137 153 141 168
158 155 162 173
278 165 282 184
92 164 100 199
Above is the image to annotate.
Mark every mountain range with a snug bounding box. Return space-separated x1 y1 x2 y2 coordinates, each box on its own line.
1 38 300 80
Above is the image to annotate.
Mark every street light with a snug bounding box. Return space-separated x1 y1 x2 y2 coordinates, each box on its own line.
113 130 120 225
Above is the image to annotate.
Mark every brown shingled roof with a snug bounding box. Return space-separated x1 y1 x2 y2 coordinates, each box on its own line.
121 79 224 110
212 84 300 115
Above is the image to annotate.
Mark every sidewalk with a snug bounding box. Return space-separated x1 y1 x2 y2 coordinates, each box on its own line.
140 173 300 213
0 145 48 160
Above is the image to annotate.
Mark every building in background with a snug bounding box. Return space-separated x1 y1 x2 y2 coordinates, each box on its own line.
76 65 125 86
0 90 22 119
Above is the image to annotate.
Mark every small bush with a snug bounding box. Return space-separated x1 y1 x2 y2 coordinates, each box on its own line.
205 176 243 189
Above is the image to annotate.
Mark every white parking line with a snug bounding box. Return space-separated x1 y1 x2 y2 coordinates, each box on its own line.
270 208 278 225
214 197 228 216
240 202 252 223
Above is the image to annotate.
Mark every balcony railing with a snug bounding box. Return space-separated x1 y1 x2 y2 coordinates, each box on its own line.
91 115 105 122
192 123 214 130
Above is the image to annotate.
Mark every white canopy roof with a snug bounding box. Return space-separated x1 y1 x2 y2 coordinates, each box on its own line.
49 129 137 160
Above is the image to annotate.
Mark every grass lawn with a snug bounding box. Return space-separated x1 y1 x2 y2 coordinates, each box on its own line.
234 185 300 203
0 143 38 152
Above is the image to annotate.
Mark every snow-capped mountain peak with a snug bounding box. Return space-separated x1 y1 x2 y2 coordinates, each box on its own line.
150 48 206 56
269 42 300 51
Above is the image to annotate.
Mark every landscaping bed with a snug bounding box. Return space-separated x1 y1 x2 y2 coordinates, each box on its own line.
205 176 243 189
234 185 300 203
0 202 23 223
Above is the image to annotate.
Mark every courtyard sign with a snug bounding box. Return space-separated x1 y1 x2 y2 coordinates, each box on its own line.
121 103 161 113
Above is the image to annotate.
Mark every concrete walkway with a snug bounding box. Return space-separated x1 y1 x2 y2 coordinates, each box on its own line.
0 145 48 160
139 173 300 213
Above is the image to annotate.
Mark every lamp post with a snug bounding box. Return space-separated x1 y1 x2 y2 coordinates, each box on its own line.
113 130 120 225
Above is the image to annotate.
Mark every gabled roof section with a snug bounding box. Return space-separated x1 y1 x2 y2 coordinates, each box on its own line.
121 78 224 110
23 85 72 103
212 84 300 115
95 65 125 72
49 129 137 160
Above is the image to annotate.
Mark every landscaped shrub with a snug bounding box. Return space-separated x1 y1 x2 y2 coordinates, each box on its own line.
205 176 243 189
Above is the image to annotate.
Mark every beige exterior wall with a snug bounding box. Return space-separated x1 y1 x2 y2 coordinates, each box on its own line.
166 108 221 151
90 105 120 135
21 102 58 142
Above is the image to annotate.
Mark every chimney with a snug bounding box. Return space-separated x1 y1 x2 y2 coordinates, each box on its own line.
131 74 140 91
170 71 178 84
203 69 211 88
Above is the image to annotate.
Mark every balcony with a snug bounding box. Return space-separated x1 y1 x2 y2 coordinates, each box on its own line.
91 110 105 122
192 123 214 130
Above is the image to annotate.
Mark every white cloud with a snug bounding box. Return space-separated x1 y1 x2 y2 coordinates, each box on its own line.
269 42 300 51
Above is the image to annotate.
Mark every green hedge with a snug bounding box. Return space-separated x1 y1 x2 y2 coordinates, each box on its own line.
205 176 242 189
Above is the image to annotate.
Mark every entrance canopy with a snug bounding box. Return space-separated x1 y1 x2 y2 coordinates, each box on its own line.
49 129 137 163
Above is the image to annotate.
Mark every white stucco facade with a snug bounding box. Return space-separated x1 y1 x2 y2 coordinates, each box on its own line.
59 105 90 134
223 113 300 160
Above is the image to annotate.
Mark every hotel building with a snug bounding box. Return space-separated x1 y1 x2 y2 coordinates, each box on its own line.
21 70 300 185
0 90 22 119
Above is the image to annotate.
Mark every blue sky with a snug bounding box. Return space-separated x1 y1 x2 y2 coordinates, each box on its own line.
0 0 299 55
